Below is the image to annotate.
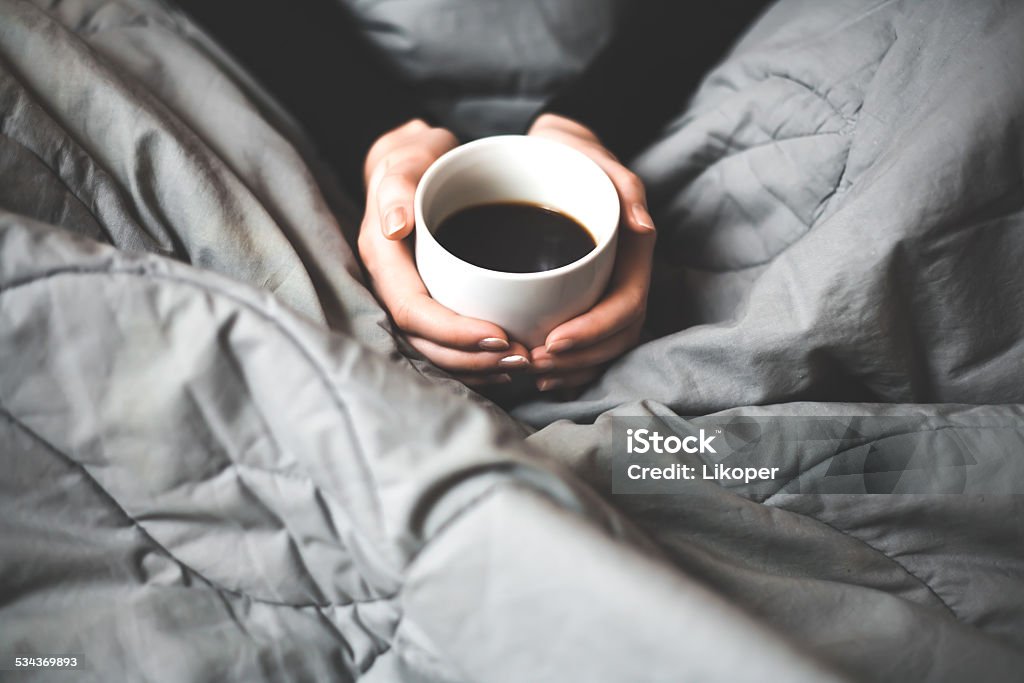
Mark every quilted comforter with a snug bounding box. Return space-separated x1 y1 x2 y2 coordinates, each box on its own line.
1 0 1023 680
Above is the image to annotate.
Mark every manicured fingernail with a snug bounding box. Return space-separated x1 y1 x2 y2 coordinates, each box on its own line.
546 339 574 354
499 354 530 368
492 373 513 384
537 378 565 392
631 203 655 232
478 337 510 352
384 207 407 236
532 358 555 372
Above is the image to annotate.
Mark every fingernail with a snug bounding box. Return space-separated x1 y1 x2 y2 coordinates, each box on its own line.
546 339 574 354
532 358 555 372
537 378 565 392
384 207 407 236
493 373 513 384
631 203 655 232
499 354 530 368
478 337 510 352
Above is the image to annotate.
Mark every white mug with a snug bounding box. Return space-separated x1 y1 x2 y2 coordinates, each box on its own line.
414 135 619 349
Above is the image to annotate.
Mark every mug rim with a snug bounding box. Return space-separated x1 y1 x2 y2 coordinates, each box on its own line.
414 135 620 282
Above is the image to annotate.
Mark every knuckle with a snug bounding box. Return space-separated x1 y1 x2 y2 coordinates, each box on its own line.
403 118 430 133
369 132 396 155
588 142 616 162
357 223 376 258
442 356 479 373
624 289 648 320
377 183 419 208
405 335 428 356
394 150 437 175
620 171 645 197
380 168 417 193
428 126 458 147
392 296 416 331
472 357 497 373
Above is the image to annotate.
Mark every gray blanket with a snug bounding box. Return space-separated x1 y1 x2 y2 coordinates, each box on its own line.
1 0 1022 681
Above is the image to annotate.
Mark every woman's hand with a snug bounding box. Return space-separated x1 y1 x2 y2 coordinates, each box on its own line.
358 116 655 393
526 113 656 392
357 120 533 387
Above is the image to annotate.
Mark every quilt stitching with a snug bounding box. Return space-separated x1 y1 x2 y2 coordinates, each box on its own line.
1 401 409 678
0 259 559 595
0 259 565 679
0 264 406 604
0 403 403 611
782 504 958 620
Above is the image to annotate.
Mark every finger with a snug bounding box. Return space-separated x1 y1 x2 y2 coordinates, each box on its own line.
376 126 458 166
365 120 453 182
535 367 602 392
375 279 513 352
531 321 641 374
375 168 418 239
406 336 532 373
532 120 655 236
587 156 656 235
388 291 514 352
364 120 428 184
543 229 655 353
359 209 511 351
373 151 442 241
371 129 459 240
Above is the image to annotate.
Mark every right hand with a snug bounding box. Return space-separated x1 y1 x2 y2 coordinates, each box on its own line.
357 119 533 387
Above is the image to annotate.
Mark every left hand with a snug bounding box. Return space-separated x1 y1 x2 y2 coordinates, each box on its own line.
526 113 657 393
357 120 534 388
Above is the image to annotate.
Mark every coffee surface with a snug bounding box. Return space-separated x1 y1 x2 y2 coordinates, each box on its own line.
434 202 596 273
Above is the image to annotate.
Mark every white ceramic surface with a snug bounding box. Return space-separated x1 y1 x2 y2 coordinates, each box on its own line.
414 135 619 348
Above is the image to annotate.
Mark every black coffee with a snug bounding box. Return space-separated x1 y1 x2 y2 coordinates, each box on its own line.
434 202 596 273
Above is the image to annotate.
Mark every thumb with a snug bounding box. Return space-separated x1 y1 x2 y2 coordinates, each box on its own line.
376 169 418 240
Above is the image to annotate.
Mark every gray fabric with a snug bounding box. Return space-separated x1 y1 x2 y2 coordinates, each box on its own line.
1 0 1023 681
515 0 1024 424
337 0 625 136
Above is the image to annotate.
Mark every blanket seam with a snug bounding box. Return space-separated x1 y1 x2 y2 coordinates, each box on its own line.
1 261 550 608
0 262 534 563
775 504 958 620
0 403 402 612
0 264 411 610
